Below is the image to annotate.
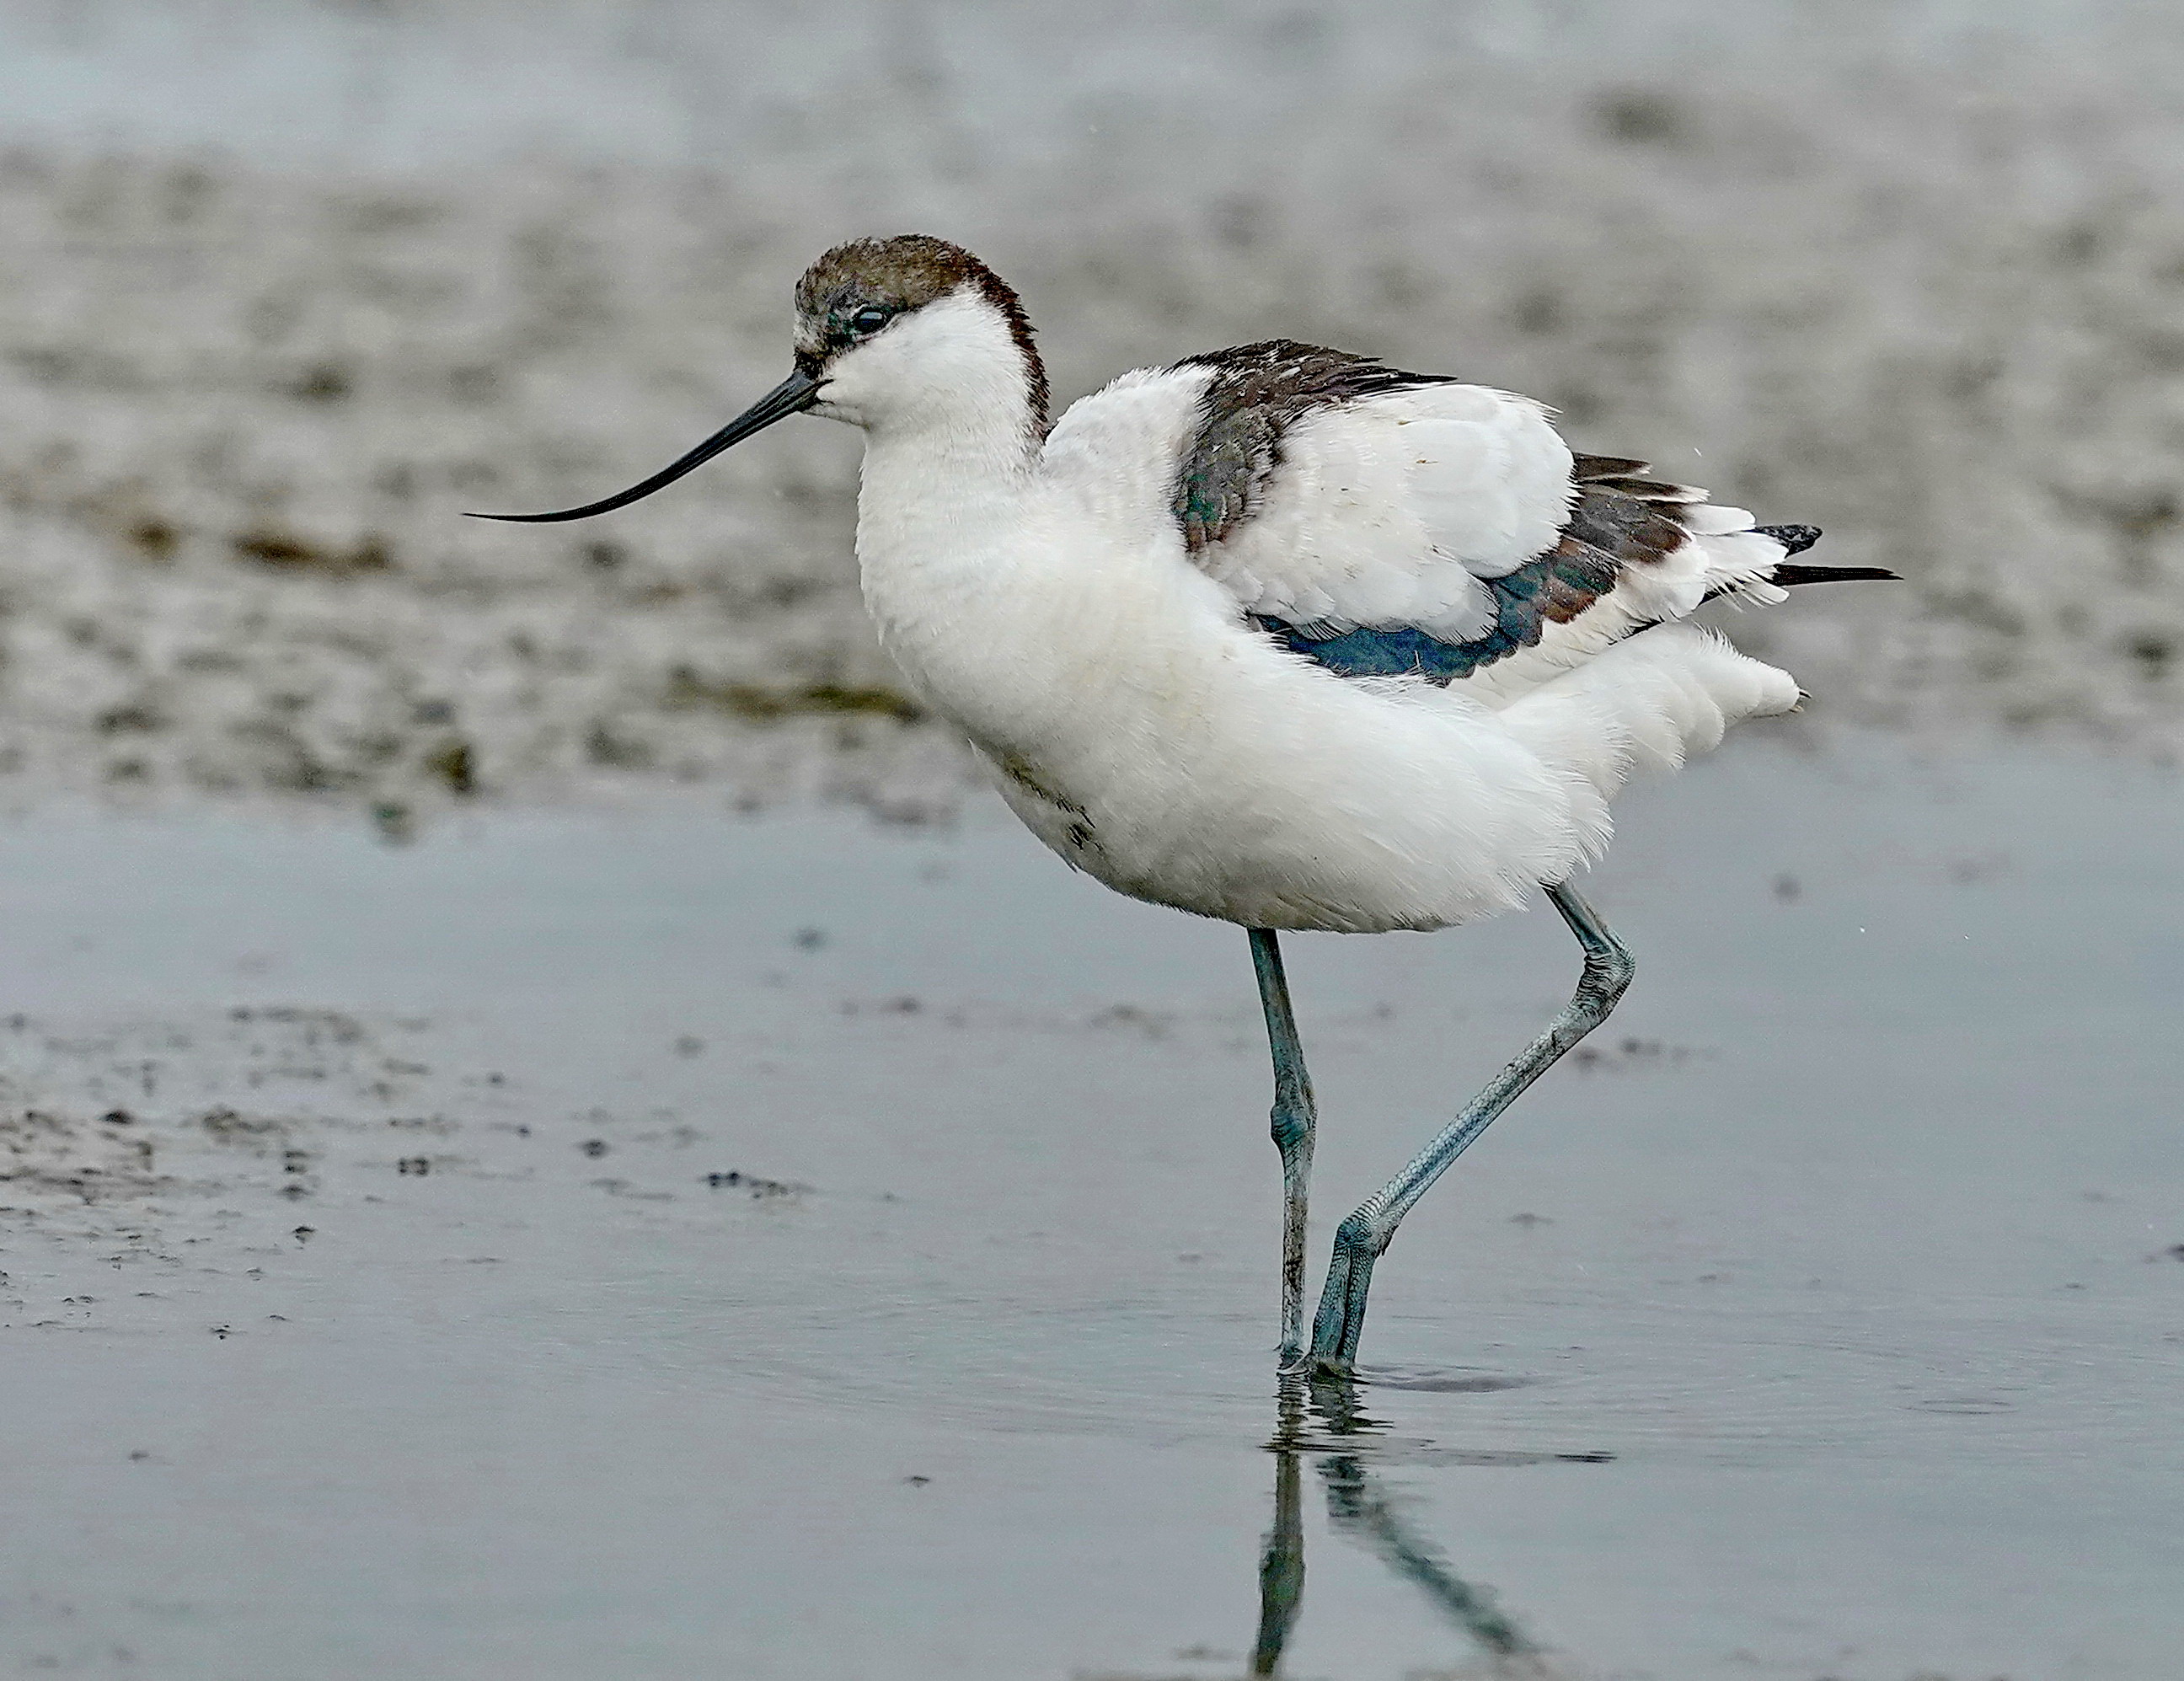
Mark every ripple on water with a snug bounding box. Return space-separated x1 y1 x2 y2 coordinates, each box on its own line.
613 1280 2179 1470
1358 1365 1539 1395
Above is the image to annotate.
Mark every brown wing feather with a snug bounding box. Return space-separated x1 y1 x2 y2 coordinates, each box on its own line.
1569 453 1651 479
1260 441 1855 683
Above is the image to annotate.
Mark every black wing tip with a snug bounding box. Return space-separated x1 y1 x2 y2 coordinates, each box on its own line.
1773 562 1902 586
1753 522 1823 555
1753 522 1900 584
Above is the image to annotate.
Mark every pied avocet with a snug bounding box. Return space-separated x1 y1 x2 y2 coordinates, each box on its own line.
480 234 1893 1375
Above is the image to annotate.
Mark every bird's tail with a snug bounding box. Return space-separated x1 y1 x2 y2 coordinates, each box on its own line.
1491 622 1799 845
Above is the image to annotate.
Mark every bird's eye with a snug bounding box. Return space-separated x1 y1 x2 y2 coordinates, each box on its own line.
848 304 892 335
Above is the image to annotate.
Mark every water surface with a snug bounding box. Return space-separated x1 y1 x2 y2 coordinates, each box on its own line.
1 739 2179 1678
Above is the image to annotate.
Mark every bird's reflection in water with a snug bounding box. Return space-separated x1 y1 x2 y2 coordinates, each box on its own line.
1250 1376 1551 1677
1250 1443 1306 1675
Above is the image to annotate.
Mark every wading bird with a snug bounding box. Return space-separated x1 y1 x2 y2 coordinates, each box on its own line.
479 235 1892 1375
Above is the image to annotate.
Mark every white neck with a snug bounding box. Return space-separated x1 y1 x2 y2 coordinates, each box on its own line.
829 289 1047 661
856 406 1037 565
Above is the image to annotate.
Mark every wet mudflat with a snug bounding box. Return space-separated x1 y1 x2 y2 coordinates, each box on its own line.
1 736 2180 1680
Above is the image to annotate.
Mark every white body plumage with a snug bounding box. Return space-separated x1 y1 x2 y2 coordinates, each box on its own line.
480 233 1883 1374
833 288 1801 934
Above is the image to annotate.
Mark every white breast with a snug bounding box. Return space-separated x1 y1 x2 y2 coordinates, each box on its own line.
854 356 1798 935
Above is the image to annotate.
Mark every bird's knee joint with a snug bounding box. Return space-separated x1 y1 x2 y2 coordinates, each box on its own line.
1332 1210 1382 1261
1584 944 1635 1009
1270 1104 1312 1154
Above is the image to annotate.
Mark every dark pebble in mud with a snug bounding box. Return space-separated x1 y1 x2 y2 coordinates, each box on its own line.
579 1139 608 1158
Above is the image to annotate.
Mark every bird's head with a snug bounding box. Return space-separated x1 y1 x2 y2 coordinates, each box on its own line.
474 233 1046 526
791 234 1047 433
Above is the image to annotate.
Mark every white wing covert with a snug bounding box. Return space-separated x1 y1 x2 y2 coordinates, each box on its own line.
1039 340 1872 693
1171 345 1574 646
1143 340 1872 691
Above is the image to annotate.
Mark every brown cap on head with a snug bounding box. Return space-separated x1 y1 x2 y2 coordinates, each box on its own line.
795 234 1049 431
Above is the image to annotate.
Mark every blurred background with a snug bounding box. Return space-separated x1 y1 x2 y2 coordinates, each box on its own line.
7 11 2184 1677
3 0 2182 828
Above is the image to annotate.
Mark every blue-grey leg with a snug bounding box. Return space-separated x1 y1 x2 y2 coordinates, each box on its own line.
1249 928 1318 1367
1307 881 1635 1374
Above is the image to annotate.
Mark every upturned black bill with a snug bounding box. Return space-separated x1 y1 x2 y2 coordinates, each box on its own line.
468 369 822 523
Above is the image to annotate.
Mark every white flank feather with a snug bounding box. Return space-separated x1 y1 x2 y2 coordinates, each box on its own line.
827 283 1820 934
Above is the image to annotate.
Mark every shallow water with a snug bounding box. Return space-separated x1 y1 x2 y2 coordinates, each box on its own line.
2 737 2181 1678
